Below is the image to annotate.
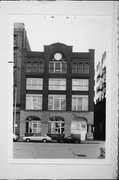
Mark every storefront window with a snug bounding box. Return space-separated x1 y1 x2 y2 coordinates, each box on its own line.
26 116 42 133
48 116 65 134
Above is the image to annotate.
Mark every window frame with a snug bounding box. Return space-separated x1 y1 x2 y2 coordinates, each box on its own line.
49 61 67 74
26 78 43 90
48 94 66 111
72 79 89 91
49 78 66 91
72 95 88 111
26 94 42 110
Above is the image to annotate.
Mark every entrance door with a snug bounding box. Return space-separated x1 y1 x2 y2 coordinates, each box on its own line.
71 120 87 141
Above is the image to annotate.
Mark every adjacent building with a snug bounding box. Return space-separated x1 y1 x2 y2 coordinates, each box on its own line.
94 51 106 140
19 42 95 141
13 23 31 136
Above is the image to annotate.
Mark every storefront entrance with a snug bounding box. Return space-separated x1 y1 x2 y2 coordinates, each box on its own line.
47 116 65 140
71 117 87 141
25 116 42 136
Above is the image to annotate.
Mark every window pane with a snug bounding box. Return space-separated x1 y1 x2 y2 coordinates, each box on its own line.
77 97 82 111
48 95 66 110
72 62 77 73
33 63 37 72
72 79 89 91
55 62 60 73
72 95 88 111
54 98 60 110
62 62 67 73
72 97 76 111
78 63 83 74
26 94 42 110
38 62 43 73
26 78 43 90
26 62 32 72
49 62 54 73
84 63 89 74
49 78 66 90
48 96 53 110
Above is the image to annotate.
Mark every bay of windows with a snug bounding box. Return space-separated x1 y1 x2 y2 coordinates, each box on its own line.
48 95 66 110
72 95 88 111
72 79 89 91
49 62 67 73
49 78 66 90
26 78 43 90
26 94 42 110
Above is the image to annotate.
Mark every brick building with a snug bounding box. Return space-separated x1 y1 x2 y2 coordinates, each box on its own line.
19 42 95 141
13 23 31 136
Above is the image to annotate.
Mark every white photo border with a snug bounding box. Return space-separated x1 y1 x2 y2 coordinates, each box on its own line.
0 1 118 179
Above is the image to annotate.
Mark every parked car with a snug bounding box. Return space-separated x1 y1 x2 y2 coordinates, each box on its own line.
57 135 81 143
22 133 52 142
13 134 18 142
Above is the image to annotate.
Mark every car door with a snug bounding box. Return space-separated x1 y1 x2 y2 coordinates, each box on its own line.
37 134 42 141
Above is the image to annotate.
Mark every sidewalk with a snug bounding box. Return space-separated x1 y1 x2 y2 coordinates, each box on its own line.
81 140 105 144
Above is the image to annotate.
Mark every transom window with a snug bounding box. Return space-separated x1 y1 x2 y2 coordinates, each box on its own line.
26 94 42 110
72 95 88 111
49 78 66 90
48 95 66 110
72 79 89 91
26 78 43 90
49 62 67 73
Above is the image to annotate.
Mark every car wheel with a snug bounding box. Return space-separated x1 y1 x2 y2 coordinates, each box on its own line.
60 140 64 143
42 139 47 143
26 138 30 142
75 140 79 144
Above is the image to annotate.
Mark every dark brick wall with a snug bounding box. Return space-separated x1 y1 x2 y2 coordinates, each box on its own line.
20 43 94 112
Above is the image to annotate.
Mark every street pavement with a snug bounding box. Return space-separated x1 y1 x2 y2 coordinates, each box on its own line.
13 141 105 159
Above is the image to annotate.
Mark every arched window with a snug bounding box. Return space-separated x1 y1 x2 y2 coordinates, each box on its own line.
78 62 83 74
26 62 32 72
84 62 89 74
33 62 38 72
48 116 65 134
72 62 78 73
38 62 43 73
26 116 42 134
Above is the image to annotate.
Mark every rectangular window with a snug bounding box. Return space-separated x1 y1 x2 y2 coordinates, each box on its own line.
49 62 67 73
26 78 43 90
28 121 42 133
48 95 66 110
72 79 89 91
26 94 42 110
72 95 88 111
49 78 66 90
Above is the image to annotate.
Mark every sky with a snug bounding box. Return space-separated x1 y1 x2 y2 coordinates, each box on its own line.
13 15 111 68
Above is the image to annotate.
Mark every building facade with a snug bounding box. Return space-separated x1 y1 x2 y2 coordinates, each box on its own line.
94 51 106 140
13 23 31 136
19 43 95 141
